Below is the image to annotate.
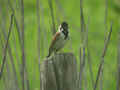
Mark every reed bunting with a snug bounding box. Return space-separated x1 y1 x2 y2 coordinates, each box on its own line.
47 22 69 57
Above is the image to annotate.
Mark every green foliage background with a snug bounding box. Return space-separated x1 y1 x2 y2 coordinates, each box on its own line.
0 0 120 90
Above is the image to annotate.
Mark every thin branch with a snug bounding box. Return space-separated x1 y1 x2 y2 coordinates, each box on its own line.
41 10 45 59
99 0 108 89
20 0 26 89
0 7 19 89
0 24 9 90
48 0 56 34
84 69 88 90
94 22 113 90
79 0 86 89
83 16 90 90
14 16 22 48
86 17 94 88
80 0 85 32
79 47 85 90
7 0 26 89
36 0 41 87
12 29 21 69
8 0 22 48
100 1 108 89
116 31 120 90
0 14 14 79
104 0 108 37
8 0 21 73
20 0 30 89
102 22 113 58
87 47 94 88
24 68 30 90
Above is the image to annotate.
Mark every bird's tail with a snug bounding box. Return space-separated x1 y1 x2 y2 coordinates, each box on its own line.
46 48 53 58
46 49 51 58
46 53 50 58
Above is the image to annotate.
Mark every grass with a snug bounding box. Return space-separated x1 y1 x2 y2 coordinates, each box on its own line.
0 0 120 90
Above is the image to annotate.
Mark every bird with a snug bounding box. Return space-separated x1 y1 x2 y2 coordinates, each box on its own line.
47 21 69 57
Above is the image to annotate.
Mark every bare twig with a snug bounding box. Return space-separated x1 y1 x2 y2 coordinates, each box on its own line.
79 0 86 89
8 0 22 47
14 16 22 47
87 47 94 88
48 0 56 34
104 0 108 36
2 30 19 90
0 14 14 79
20 0 30 89
36 0 41 87
8 0 21 71
7 0 26 89
0 25 9 90
0 36 16 89
94 22 113 90
99 0 108 89
116 31 120 90
24 68 30 90
102 22 112 58
0 31 3 49
79 47 85 90
86 17 94 88
0 6 19 89
80 0 85 32
20 0 25 89
12 29 21 68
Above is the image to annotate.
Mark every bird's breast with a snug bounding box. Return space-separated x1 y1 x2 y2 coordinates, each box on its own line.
54 32 69 51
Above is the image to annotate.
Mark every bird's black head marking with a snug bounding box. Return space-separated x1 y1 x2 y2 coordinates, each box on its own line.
61 21 68 31
61 21 69 39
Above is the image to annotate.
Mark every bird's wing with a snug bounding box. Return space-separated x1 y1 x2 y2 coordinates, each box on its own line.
49 32 61 50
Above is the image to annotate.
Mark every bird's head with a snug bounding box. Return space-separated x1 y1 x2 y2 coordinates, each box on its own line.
59 21 68 32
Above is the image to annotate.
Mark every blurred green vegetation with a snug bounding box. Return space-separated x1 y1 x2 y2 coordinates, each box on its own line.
0 0 120 90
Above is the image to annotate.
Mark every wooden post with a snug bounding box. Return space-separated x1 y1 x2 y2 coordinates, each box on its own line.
40 53 78 90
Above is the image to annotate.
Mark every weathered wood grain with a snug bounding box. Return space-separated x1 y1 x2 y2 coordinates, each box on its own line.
40 53 78 90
